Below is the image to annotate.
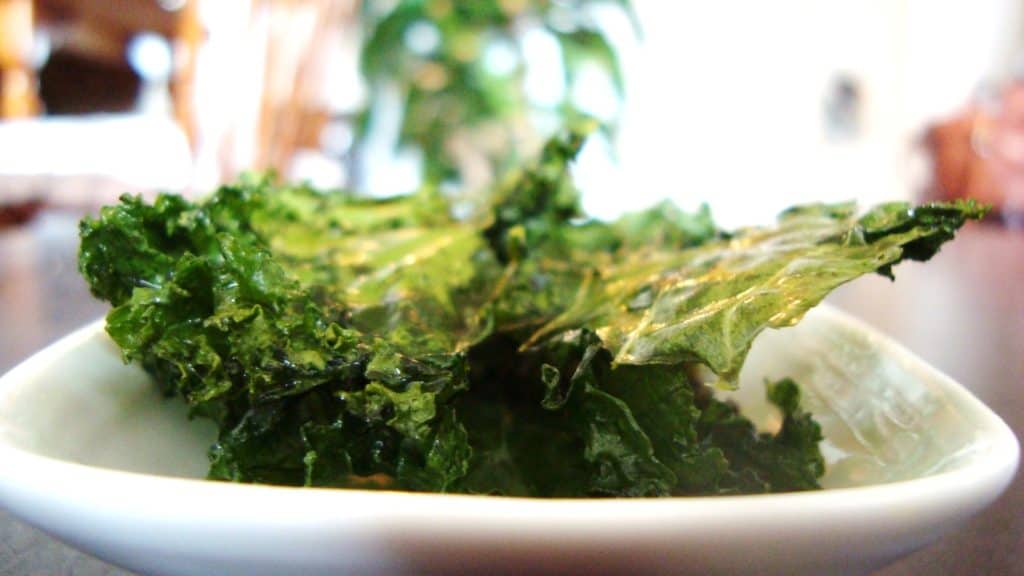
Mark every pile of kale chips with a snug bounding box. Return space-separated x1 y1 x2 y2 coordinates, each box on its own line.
78 130 985 497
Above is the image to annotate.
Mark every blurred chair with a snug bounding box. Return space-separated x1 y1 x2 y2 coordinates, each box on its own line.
2 1 193 118
0 0 38 117
0 1 198 209
1 0 357 186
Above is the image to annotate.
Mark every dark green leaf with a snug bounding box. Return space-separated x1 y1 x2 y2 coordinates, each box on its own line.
79 130 982 497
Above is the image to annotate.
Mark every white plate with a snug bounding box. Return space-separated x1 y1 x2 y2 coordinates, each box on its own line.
0 306 1017 576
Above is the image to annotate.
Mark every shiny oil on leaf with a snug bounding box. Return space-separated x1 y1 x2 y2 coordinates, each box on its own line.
77 129 985 497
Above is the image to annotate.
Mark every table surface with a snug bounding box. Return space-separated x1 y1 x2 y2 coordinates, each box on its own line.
0 210 1020 576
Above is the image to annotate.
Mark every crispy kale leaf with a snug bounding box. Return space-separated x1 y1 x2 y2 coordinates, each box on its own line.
79 130 985 496
80 179 475 489
523 199 989 385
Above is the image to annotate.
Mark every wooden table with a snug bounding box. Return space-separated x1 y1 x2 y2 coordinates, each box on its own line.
0 210 1020 575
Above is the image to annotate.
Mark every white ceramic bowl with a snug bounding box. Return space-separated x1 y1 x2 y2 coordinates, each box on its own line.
0 306 1017 576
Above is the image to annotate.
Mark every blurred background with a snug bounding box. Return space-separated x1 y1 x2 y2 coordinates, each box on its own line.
0 1 1022 575
2 0 1024 223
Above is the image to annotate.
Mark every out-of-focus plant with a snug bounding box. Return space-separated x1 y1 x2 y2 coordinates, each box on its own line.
355 0 635 188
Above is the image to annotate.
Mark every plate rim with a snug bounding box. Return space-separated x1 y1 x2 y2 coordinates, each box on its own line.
0 306 1017 519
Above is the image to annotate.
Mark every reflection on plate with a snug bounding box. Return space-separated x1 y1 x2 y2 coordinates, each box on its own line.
0 306 1017 576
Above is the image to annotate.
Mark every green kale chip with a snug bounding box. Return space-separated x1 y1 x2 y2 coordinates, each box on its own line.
78 130 986 496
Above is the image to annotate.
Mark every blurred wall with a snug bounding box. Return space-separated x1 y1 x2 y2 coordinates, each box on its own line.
578 0 1024 225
